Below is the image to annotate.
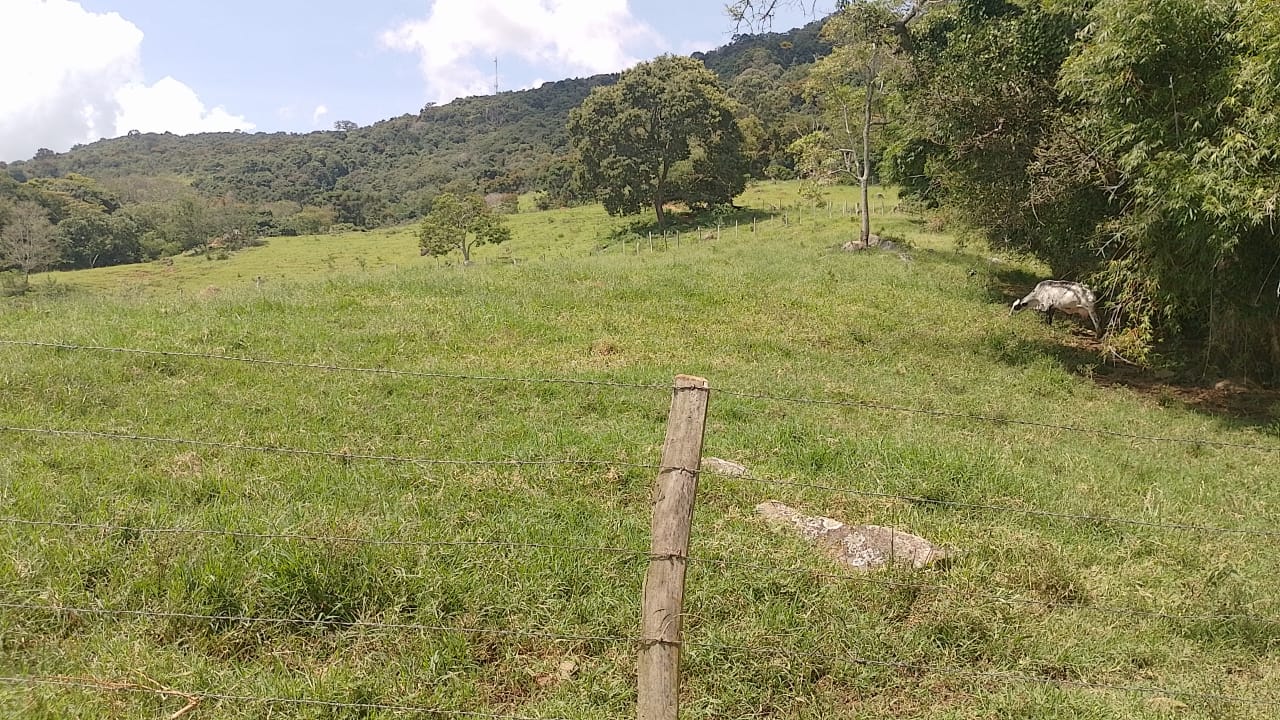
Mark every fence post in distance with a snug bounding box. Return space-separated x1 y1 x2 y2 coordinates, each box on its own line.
638 374 710 720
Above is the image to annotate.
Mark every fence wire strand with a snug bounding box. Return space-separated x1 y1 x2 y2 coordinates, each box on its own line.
714 387 1278 453
700 468 1280 538
3 622 1274 711
0 602 632 645
0 517 649 558
3 420 1274 538
0 340 669 392
2 517 1270 625
0 425 657 471
5 338 1274 453
687 556 1278 625
683 638 1280 708
0 675 566 720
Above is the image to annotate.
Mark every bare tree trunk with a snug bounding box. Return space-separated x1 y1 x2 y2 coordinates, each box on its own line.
654 151 671 228
859 55 877 244
461 238 471 264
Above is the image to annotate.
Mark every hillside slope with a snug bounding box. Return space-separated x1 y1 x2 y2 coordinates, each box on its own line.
2 20 830 218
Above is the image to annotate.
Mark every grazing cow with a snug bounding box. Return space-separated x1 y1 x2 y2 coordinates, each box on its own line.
1011 280 1102 337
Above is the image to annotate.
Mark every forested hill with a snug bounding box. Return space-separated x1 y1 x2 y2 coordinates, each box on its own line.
2 18 829 222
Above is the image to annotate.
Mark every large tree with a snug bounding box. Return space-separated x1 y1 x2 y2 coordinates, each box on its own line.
417 193 511 264
0 201 59 281
568 55 748 227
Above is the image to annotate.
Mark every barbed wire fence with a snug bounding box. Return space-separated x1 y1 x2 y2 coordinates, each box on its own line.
1 339 1278 718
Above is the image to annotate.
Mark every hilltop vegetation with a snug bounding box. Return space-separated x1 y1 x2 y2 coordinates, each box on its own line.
1 19 829 216
0 16 829 301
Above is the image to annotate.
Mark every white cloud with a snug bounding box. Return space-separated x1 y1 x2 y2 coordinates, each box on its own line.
0 0 252 161
312 104 330 125
115 77 252 135
381 0 662 104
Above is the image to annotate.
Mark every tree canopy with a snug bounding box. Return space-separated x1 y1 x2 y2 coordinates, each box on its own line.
417 193 511 264
0 200 58 281
569 55 749 226
795 1 905 241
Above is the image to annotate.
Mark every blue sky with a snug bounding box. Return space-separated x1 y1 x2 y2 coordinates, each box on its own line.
0 0 818 162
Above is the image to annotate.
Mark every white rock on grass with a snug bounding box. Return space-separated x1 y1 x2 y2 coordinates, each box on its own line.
702 457 749 477
756 500 953 571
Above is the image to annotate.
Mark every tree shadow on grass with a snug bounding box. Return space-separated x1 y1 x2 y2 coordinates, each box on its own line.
984 311 1280 438
606 206 776 244
985 265 1045 306
881 255 1279 434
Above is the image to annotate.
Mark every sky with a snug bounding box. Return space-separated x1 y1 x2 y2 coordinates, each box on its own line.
0 0 819 163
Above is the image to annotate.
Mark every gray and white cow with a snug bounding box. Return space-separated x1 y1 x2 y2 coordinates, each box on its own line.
1010 280 1101 337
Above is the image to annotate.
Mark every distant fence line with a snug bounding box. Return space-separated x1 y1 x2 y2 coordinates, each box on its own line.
0 602 631 646
690 554 1276 624
0 339 671 392
0 517 650 557
0 424 655 471
702 468 1280 538
676 641 1280 710
714 386 1280 452
3 343 1279 715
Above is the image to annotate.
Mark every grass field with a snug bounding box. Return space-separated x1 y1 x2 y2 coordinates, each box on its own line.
2 181 1278 719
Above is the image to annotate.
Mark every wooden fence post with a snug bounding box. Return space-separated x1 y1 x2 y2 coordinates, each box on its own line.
638 375 710 720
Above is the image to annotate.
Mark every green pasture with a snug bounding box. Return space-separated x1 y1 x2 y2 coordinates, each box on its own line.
2 182 1277 719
